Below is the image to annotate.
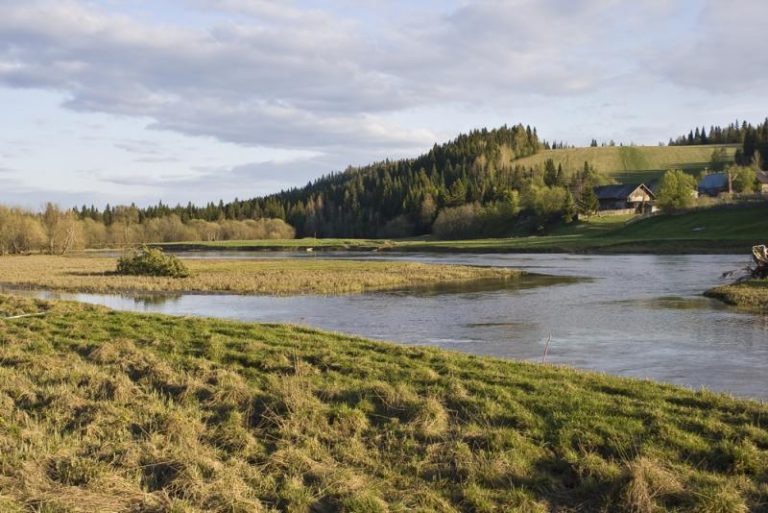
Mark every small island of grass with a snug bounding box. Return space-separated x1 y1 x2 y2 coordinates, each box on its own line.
0 255 524 295
705 280 768 311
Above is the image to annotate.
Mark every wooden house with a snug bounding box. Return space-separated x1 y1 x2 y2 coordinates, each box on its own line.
593 183 655 215
757 171 768 195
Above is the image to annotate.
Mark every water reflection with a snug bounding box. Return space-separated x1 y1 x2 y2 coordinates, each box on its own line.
610 296 730 311
386 273 581 297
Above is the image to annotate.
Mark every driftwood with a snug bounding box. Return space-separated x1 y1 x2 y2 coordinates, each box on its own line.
722 245 768 281
751 245 768 279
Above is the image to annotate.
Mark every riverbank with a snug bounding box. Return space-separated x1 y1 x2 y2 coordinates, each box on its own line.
705 280 768 311
155 203 768 255
0 255 523 295
0 293 766 512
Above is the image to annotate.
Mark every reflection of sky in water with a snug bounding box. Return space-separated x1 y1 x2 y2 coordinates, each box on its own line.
13 252 768 400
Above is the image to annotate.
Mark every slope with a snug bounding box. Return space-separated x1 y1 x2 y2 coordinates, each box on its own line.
514 144 738 183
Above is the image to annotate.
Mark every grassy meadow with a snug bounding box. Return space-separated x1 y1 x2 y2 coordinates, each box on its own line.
0 255 521 295
514 144 738 183
705 280 768 311
1 294 768 512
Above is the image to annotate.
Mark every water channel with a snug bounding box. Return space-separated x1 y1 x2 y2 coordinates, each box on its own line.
18 252 768 399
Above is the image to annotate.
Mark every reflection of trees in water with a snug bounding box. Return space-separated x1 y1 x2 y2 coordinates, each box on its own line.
129 294 182 306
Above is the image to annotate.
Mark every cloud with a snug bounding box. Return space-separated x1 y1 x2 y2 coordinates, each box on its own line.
0 0 434 152
93 153 348 204
0 0 680 156
648 0 768 92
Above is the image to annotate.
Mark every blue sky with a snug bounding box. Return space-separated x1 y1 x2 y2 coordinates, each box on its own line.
1 0 766 208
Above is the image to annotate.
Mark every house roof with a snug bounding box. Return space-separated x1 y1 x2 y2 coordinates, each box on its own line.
698 173 728 190
593 183 654 200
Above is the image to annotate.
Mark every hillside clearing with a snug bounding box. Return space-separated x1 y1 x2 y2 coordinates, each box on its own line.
514 144 738 183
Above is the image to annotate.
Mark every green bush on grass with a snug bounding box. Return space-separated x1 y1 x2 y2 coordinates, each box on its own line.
116 246 189 278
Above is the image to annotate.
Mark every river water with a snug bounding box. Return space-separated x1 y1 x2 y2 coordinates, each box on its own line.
22 252 768 399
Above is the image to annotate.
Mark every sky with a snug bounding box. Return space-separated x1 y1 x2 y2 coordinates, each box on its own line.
0 0 766 209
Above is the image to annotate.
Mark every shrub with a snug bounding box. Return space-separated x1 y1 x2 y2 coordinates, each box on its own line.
116 246 189 278
432 204 482 239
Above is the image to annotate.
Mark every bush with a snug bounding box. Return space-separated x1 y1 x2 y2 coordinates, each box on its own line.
432 204 482 239
116 246 189 278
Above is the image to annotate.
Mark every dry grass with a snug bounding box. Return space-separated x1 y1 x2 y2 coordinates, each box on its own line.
0 255 522 295
0 294 767 512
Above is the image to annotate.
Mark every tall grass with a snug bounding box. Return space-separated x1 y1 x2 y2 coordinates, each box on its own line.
0 294 766 512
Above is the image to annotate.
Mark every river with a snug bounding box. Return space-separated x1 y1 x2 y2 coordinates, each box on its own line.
22 252 768 399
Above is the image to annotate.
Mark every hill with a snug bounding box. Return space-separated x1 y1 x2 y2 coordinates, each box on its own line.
74 124 753 242
2 294 767 512
514 144 738 184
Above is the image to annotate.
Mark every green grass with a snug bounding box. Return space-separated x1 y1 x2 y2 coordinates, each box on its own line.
0 256 522 295
397 204 768 254
705 280 768 311
0 294 766 512
514 144 738 183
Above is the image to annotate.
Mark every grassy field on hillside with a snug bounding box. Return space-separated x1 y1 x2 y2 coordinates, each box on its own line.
514 144 738 183
0 256 522 295
705 280 768 311
1 294 767 512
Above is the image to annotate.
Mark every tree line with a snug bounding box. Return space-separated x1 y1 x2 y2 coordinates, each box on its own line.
669 119 768 170
0 204 294 255
75 124 614 239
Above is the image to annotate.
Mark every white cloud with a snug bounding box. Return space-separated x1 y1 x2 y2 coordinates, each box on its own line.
0 0 434 151
0 0 680 154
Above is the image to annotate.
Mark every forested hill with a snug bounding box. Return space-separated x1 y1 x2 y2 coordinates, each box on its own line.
258 124 542 237
74 121 754 239
128 124 544 238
